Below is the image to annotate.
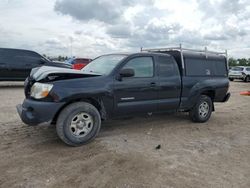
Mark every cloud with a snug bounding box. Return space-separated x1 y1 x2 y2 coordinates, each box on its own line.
43 38 68 54
45 38 61 45
52 0 250 57
1 0 250 58
197 0 250 32
126 22 183 48
197 0 246 19
74 30 83 35
204 34 228 41
54 0 132 24
106 24 132 38
0 24 22 47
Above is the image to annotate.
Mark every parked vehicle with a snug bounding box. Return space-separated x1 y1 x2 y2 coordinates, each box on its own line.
0 48 72 81
17 47 230 146
228 66 250 82
67 58 92 70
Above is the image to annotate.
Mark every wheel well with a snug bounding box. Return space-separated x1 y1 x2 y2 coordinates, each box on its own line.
201 90 215 111
201 90 215 101
51 97 105 125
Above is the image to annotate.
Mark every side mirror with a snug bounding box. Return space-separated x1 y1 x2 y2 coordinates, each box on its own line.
119 68 135 78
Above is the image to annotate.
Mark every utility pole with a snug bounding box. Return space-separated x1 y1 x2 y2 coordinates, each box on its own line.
70 37 73 58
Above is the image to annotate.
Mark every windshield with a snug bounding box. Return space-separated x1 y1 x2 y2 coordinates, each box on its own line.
231 67 244 71
82 54 127 75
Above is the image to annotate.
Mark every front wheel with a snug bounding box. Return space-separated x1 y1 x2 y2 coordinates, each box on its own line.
189 95 213 123
244 76 250 82
56 102 101 146
229 78 234 81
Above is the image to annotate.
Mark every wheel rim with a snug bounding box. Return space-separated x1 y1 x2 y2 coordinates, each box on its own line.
70 112 94 138
198 102 209 118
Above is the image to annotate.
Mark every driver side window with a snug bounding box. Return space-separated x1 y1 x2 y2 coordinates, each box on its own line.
122 57 154 78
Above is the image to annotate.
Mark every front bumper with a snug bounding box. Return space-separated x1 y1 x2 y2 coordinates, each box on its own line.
229 75 244 79
16 99 65 126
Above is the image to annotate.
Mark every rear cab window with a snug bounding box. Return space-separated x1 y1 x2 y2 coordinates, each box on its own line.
157 56 179 77
122 56 154 78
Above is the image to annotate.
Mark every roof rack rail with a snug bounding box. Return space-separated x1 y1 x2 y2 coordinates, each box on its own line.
141 44 228 71
141 44 228 56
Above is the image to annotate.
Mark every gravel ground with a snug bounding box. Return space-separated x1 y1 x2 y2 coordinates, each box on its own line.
0 81 249 188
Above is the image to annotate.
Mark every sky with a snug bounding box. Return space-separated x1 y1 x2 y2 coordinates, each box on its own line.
0 0 250 58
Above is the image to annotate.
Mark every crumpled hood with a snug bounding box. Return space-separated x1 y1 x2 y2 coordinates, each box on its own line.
30 66 101 81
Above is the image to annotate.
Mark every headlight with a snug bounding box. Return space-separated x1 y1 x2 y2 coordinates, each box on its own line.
30 82 53 99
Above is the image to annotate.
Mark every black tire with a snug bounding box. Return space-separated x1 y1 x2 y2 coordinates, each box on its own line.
56 102 101 146
189 95 213 123
229 78 234 81
244 76 250 82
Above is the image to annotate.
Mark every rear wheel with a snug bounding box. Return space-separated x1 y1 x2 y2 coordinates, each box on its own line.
56 102 101 146
189 95 213 123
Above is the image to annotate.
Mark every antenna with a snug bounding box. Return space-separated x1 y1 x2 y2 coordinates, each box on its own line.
70 37 73 57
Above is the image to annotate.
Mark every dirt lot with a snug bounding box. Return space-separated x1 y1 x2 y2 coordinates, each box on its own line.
0 81 249 188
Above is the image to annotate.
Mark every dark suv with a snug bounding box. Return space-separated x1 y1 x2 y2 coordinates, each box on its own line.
0 48 71 81
17 47 230 146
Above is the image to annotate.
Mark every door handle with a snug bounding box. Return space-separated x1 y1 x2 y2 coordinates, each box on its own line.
150 82 156 87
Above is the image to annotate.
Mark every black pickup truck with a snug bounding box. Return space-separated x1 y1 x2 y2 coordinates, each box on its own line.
17 47 230 146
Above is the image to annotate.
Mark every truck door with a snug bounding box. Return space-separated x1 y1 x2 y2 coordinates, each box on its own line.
113 56 158 115
156 55 182 111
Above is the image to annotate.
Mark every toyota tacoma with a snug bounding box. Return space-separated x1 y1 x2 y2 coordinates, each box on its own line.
17 47 230 146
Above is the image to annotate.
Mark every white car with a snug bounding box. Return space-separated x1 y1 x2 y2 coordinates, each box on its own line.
229 66 250 82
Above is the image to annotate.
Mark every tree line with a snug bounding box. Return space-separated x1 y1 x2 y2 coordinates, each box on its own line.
228 58 250 67
43 54 69 62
